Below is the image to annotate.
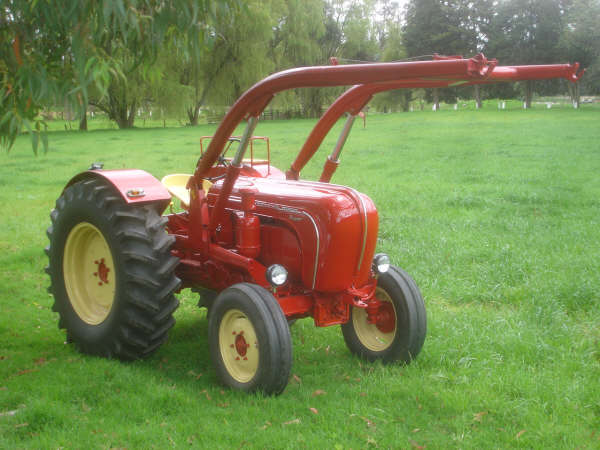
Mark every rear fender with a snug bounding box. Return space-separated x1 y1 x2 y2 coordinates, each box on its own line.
64 169 172 214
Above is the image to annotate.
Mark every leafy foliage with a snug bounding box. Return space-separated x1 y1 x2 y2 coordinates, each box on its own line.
0 0 236 150
561 0 600 94
2 0 599 152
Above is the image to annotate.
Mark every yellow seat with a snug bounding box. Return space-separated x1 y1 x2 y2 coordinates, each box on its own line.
161 174 212 208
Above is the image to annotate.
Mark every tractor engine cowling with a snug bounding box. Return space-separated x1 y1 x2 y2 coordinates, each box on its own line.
207 177 379 292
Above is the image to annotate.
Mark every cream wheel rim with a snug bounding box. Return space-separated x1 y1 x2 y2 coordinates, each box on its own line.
219 309 259 383
353 287 397 352
63 222 116 325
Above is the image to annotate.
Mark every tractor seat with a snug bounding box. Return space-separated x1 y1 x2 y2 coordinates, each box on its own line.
161 174 212 208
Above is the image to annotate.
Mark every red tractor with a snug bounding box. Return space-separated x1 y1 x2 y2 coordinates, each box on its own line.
45 55 582 395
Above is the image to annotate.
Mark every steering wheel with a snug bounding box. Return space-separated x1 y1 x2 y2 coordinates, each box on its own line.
216 137 241 168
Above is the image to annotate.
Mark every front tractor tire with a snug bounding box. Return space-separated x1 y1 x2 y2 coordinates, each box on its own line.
208 283 292 395
342 266 426 364
46 178 181 360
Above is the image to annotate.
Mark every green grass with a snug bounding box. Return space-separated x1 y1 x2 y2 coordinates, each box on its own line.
1 107 599 448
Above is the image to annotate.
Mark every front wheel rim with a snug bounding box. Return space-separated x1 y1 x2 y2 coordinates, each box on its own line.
63 222 116 325
219 309 259 383
352 287 397 352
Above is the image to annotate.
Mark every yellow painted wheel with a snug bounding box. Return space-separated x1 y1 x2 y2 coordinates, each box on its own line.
63 222 116 325
342 266 427 364
209 283 292 395
352 287 397 352
218 309 259 383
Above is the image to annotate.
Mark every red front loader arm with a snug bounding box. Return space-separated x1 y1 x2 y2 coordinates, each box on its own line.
286 61 584 182
192 54 497 236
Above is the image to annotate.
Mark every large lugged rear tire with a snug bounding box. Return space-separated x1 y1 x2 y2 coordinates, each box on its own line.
45 177 181 360
208 283 292 395
341 266 426 363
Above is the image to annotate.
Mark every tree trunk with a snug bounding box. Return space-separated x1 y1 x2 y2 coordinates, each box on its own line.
400 90 412 112
568 82 580 109
108 94 136 129
432 88 440 111
79 106 88 131
187 102 201 126
187 84 211 126
64 99 73 121
127 100 136 128
474 85 482 109
523 80 534 109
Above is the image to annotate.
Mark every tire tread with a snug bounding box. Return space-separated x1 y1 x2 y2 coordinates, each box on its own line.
45 177 180 361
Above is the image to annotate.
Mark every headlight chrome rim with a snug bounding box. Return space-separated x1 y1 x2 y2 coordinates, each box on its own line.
266 264 288 287
372 253 390 274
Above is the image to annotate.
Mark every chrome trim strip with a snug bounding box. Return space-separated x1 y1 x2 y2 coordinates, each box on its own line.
347 187 368 272
255 200 320 289
232 117 259 167
329 113 356 162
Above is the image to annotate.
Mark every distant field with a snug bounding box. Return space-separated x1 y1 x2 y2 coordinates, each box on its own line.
1 108 598 448
42 96 600 133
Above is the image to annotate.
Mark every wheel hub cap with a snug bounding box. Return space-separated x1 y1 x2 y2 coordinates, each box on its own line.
353 287 397 352
219 309 259 383
94 258 110 285
63 222 116 325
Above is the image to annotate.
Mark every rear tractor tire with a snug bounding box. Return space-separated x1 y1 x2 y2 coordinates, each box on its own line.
208 283 292 395
45 177 181 360
342 266 426 364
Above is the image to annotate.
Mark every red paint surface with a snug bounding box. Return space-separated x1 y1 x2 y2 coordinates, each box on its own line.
65 169 171 211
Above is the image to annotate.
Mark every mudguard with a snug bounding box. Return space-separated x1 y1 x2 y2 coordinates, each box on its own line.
64 169 172 213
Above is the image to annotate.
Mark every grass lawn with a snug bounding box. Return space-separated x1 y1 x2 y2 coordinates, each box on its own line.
1 106 599 448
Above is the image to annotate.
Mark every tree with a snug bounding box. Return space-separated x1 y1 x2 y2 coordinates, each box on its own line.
403 0 478 108
177 0 275 125
561 0 600 102
1 0 236 151
372 4 413 112
485 0 567 107
269 0 328 117
339 0 380 62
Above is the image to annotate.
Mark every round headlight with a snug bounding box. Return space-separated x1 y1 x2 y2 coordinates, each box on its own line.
266 264 288 286
372 253 390 274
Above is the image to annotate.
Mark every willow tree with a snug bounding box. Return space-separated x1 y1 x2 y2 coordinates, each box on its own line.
372 20 412 112
0 0 235 151
268 0 328 118
179 0 275 126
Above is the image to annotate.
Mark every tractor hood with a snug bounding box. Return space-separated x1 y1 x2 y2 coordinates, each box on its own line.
207 177 378 292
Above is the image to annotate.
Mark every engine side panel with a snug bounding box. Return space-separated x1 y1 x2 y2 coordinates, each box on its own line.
259 223 303 282
207 177 378 292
